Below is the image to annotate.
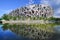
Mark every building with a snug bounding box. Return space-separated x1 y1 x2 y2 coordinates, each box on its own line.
9 4 53 18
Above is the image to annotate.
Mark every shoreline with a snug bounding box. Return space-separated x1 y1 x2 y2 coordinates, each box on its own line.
2 20 54 24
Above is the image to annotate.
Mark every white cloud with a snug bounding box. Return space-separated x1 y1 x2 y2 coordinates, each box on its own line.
54 8 60 16
53 0 60 5
29 0 34 4
54 8 60 18
55 9 60 14
40 0 60 6
40 0 50 5
0 9 12 14
54 16 60 18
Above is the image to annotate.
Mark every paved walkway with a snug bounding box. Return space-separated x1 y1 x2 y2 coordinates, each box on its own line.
2 20 51 24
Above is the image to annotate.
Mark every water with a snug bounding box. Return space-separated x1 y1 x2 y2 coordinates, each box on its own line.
0 23 60 40
54 25 60 33
50 25 60 40
0 25 29 40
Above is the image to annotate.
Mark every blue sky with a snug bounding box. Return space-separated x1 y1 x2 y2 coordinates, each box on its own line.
0 0 60 18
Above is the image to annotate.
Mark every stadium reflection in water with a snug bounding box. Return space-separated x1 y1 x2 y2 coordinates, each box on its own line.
0 23 60 40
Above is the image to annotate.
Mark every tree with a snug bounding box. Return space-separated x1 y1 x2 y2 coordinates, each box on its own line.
13 16 17 20
2 14 9 20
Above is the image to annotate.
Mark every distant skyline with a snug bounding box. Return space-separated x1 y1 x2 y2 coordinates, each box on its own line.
0 0 60 18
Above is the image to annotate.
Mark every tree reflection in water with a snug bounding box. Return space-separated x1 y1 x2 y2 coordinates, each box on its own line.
2 23 60 40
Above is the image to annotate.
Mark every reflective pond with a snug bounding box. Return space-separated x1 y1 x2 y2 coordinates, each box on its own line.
0 23 60 40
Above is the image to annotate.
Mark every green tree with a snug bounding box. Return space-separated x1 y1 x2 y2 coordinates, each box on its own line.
2 14 9 20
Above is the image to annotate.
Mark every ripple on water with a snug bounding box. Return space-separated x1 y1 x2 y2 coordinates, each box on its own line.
54 25 60 33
